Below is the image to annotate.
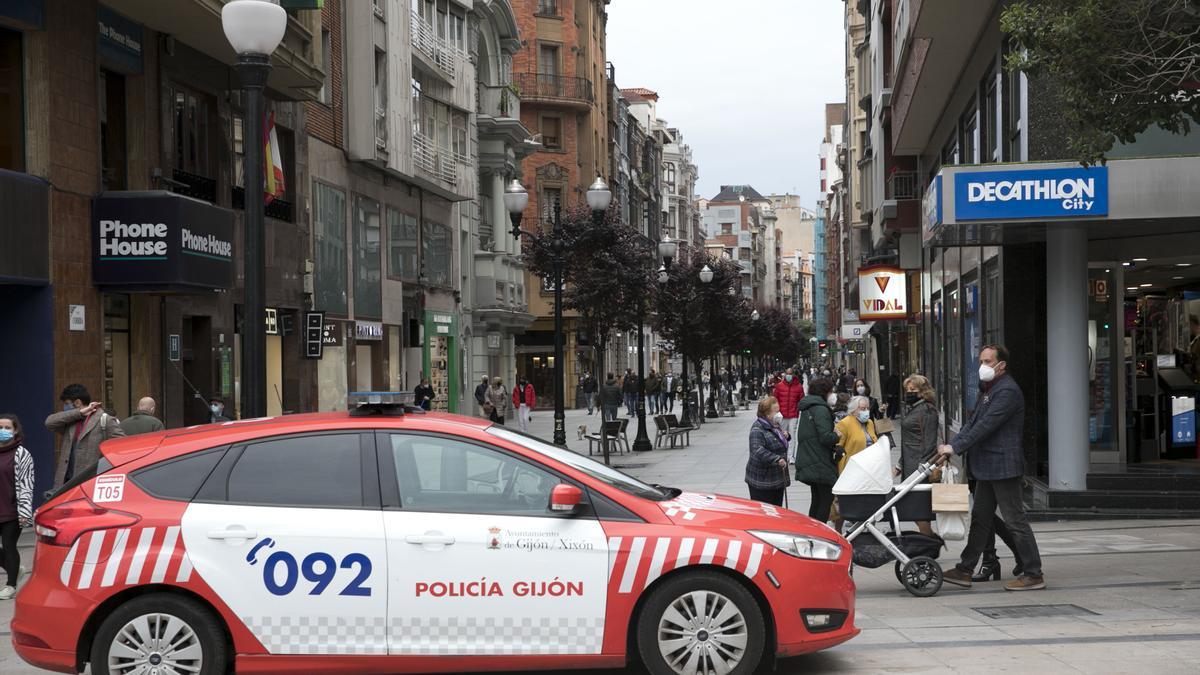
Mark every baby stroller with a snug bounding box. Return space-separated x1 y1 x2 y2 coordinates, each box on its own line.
833 437 948 597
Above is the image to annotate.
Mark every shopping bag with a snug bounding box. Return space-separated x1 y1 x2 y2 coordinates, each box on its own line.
873 417 896 435
932 483 970 511
933 461 969 540
936 511 969 540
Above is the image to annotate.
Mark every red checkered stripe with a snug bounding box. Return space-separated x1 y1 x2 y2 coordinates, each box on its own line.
607 536 769 594
58 526 194 591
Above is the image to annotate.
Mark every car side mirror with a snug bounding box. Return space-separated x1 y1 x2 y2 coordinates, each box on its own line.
549 484 583 515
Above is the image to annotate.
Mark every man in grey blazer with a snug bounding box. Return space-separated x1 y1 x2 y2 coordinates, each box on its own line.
938 344 1045 591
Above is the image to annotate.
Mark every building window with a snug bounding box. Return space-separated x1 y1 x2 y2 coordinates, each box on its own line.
959 98 977 165
387 207 418 281
422 218 452 287
536 0 559 16
663 162 676 186
722 223 733 235
314 182 348 315
541 187 563 223
100 70 128 191
320 28 332 104
0 28 22 171
541 115 562 150
233 116 295 221
353 194 383 318
1003 42 1023 162
981 66 998 163
170 83 213 180
538 43 560 75
450 10 466 50
452 110 468 159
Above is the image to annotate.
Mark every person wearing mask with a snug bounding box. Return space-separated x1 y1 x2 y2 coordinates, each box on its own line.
853 378 884 420
209 398 232 423
794 378 844 523
486 377 509 425
898 375 940 537
121 397 165 436
832 395 880 532
0 414 33 600
512 377 536 432
45 384 124 486
772 367 806 461
661 371 677 413
601 373 623 422
939 345 1045 591
645 369 661 415
622 369 639 417
745 397 790 506
414 377 435 412
582 373 598 415
475 376 491 418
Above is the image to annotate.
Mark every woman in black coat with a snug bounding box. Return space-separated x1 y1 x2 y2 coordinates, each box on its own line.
745 397 790 506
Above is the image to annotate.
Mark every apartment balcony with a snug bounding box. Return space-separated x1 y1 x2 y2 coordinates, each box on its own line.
411 12 458 81
514 73 594 110
412 131 458 186
880 169 920 233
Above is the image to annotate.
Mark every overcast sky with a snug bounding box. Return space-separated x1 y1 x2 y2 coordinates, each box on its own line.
606 0 846 207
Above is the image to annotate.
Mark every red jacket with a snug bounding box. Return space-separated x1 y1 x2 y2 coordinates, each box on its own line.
512 383 536 408
773 378 806 418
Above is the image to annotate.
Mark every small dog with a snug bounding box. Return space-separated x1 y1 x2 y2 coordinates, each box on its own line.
577 424 588 440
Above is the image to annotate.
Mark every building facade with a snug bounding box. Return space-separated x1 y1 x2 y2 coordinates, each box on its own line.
702 185 772 303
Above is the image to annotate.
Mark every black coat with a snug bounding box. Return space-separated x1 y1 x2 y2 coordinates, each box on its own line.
950 374 1025 480
601 382 623 406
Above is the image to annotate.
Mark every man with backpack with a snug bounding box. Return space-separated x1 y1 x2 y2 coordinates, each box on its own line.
45 384 124 487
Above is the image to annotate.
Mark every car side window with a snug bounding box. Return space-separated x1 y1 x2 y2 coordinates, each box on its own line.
388 434 561 516
132 447 227 502
226 434 364 508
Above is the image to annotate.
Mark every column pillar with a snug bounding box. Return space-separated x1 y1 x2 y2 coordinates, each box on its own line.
1046 225 1089 490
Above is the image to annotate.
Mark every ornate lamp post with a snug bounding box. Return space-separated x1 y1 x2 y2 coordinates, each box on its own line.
222 0 286 420
631 235 678 452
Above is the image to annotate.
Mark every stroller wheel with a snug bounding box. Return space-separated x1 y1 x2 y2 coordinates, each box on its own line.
900 556 943 597
894 560 904 584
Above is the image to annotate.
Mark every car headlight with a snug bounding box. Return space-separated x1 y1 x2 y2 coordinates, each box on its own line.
749 530 843 561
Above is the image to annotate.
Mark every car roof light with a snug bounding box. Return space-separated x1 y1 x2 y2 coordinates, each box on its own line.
347 391 422 417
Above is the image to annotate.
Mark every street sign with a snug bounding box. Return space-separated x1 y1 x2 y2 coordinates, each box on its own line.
167 334 181 362
840 323 874 340
304 311 325 359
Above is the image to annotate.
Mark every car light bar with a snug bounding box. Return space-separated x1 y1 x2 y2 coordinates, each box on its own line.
348 391 421 416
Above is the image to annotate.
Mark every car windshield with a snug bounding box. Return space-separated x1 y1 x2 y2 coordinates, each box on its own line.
486 426 673 501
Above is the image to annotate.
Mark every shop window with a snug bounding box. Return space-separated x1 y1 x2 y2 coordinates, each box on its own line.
983 257 1001 346
103 294 132 419
541 115 562 150
354 194 383 318
313 181 348 315
100 70 127 191
422 218 452 288
0 29 22 171
169 83 214 201
387 207 418 281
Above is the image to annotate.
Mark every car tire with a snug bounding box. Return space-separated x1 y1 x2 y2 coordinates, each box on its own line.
90 593 228 675
636 570 766 675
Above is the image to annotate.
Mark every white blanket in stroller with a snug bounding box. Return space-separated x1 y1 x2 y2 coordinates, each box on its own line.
832 435 893 495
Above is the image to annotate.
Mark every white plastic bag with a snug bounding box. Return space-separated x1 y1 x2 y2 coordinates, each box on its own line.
934 461 970 541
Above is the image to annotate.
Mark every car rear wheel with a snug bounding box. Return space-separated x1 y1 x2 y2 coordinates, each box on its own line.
636 571 766 675
90 593 227 675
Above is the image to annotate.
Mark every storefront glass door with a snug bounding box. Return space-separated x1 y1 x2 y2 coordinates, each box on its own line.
1088 267 1121 462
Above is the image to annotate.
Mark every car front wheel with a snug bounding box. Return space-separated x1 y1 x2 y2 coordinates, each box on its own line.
637 570 766 675
90 593 228 675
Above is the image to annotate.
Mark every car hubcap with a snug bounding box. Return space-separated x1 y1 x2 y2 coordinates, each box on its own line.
108 612 203 675
658 590 749 675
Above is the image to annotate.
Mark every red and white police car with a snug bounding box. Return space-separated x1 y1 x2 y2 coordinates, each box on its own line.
13 394 857 675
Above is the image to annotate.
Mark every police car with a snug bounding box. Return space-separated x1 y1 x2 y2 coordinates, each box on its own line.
14 393 858 675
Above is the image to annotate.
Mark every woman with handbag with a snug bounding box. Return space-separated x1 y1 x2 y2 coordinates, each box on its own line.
899 375 939 536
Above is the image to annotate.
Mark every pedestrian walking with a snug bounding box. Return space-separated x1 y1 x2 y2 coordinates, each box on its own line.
475 376 491 418
772 367 805 461
0 414 34 600
486 377 509 425
512 377 536 433
414 376 435 411
645 369 661 415
939 344 1046 591
601 373 622 422
582 373 598 415
746 397 790 506
45 384 124 487
661 371 677 413
793 378 844 523
121 397 165 436
209 397 231 423
622 369 638 417
898 375 939 537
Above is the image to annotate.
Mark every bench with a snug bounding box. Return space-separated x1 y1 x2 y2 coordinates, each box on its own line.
586 420 629 456
654 415 692 448
661 414 695 447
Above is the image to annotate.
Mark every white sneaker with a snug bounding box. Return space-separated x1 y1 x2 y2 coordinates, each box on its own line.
0 585 16 600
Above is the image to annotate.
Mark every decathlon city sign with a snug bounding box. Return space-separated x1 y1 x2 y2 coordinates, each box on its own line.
858 265 907 321
954 166 1108 221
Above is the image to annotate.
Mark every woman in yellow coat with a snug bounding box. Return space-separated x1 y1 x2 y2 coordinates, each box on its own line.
832 395 878 532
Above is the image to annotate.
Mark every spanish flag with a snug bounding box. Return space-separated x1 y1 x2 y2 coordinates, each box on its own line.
264 111 286 204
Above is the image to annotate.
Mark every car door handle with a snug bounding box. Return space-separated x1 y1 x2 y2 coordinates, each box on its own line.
405 533 456 546
207 528 258 540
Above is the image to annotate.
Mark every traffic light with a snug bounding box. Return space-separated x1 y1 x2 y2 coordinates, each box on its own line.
818 340 828 351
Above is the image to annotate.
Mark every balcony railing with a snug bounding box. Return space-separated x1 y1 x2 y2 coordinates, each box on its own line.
477 82 521 119
514 73 594 105
412 131 457 185
887 170 919 200
375 107 388 150
411 12 457 78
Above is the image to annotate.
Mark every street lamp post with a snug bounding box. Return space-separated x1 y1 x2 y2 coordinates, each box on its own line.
505 178 610 447
222 0 286 420
630 236 677 452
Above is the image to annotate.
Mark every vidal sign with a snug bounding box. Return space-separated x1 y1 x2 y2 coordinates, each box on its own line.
858 266 907 321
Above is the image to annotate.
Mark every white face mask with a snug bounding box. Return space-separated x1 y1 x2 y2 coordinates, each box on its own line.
856 386 866 395
826 393 838 406
772 412 783 426
784 374 793 382
857 410 870 423
979 364 997 383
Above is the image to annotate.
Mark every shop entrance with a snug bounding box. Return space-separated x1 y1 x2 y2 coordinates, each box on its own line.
0 284 54 503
